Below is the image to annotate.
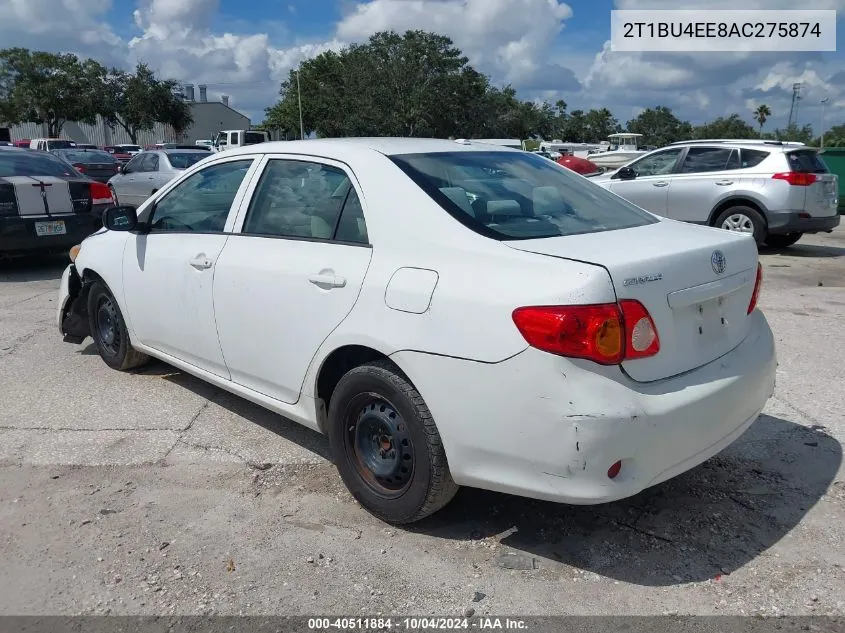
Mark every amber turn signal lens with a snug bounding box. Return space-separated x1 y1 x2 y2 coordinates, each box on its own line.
69 244 81 263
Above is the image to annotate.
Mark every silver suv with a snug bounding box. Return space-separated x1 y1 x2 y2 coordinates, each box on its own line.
591 139 840 248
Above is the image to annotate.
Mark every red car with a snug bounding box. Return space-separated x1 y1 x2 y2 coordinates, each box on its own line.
556 155 601 176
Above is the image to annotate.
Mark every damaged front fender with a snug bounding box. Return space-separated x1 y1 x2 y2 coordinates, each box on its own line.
58 264 91 344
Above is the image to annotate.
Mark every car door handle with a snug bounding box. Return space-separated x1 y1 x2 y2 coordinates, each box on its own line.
189 254 213 270
715 180 733 186
308 271 346 289
652 181 669 187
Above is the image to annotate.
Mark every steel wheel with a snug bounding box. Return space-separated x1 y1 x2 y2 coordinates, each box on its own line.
345 394 415 498
720 213 755 234
95 294 121 357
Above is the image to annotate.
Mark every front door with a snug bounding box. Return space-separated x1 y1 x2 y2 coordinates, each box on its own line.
213 157 373 403
121 157 259 377
608 147 684 216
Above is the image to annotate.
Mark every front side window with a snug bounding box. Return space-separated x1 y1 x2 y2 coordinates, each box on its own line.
679 147 740 174
124 155 144 173
147 159 253 233
623 148 683 178
391 151 657 241
242 159 367 243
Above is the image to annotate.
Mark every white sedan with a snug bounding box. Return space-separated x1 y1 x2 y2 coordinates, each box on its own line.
57 138 776 524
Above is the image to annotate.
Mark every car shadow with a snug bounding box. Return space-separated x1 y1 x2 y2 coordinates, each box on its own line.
0 253 68 282
90 356 841 588
760 243 845 258
406 414 841 586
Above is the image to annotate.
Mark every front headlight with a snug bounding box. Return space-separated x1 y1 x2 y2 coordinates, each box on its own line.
69 244 81 263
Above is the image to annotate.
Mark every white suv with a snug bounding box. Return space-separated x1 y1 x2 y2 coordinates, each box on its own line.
591 140 840 248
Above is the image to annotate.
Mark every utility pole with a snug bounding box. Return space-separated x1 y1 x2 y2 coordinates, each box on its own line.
295 68 304 141
787 82 802 129
820 97 830 148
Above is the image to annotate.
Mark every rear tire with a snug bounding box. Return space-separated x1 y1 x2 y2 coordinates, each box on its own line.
765 232 803 248
87 281 149 371
327 360 458 524
714 206 766 246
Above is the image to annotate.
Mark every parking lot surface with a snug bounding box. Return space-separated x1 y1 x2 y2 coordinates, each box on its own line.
1 230 843 616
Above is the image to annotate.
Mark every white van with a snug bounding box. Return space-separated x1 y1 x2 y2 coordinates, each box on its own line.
29 138 76 151
212 130 269 152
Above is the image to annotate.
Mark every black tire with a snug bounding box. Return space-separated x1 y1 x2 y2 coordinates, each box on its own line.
86 281 149 371
714 206 766 246
765 232 803 249
327 360 458 524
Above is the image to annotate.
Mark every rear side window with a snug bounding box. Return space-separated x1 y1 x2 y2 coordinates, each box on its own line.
390 151 657 241
679 147 739 173
787 150 829 173
244 132 266 145
740 149 770 168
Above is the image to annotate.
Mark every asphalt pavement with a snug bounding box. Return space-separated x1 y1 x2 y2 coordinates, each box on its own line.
0 228 843 616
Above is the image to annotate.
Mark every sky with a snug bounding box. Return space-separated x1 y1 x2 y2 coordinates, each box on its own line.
1 0 844 132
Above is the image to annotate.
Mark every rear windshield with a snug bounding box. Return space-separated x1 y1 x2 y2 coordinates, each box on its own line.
116 145 141 152
166 152 207 169
390 151 658 240
46 140 74 149
0 150 77 178
54 150 117 163
788 150 828 173
244 132 267 145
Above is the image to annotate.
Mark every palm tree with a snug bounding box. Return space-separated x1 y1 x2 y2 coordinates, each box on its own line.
753 104 771 137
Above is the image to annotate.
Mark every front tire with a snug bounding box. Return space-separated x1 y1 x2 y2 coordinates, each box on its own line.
714 206 766 246
86 281 149 371
765 232 803 248
327 360 458 524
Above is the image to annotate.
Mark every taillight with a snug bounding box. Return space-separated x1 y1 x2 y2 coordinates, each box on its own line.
772 172 817 186
512 300 660 365
747 263 763 314
89 181 113 206
72 163 87 173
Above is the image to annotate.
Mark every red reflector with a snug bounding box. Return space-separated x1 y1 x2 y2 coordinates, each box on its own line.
772 172 817 186
747 262 763 314
512 300 660 365
89 181 113 205
607 461 622 479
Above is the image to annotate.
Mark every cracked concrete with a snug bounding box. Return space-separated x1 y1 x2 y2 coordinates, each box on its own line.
0 230 844 616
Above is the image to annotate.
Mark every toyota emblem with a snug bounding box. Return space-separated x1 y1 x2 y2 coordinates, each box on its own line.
711 250 726 275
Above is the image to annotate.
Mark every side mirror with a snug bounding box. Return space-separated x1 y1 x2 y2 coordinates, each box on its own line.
102 205 138 231
616 166 636 180
116 165 125 174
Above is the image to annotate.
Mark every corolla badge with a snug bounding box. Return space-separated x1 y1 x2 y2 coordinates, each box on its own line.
711 250 727 275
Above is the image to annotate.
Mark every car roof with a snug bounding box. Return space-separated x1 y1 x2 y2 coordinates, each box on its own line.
218 137 522 160
667 139 806 151
158 148 210 154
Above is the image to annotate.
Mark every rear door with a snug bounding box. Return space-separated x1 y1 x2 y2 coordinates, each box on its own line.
786 149 838 217
213 155 373 404
606 147 684 216
667 146 741 223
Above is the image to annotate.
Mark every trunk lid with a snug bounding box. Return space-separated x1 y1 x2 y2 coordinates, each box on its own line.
785 149 838 217
505 219 759 382
2 175 75 215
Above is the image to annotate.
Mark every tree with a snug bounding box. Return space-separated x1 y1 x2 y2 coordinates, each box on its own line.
0 48 109 136
581 108 621 143
693 113 757 139
626 106 693 147
105 63 192 143
772 123 814 145
264 30 556 140
753 104 771 136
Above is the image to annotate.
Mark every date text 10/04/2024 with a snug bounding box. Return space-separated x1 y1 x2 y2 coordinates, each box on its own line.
307 617 529 630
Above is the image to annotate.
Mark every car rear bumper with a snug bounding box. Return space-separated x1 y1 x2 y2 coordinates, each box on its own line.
392 309 777 505
767 210 840 234
0 213 101 256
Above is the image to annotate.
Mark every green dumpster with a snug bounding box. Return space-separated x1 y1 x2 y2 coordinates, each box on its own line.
819 148 845 213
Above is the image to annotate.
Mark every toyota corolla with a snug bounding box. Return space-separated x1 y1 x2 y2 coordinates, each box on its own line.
57 138 776 524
